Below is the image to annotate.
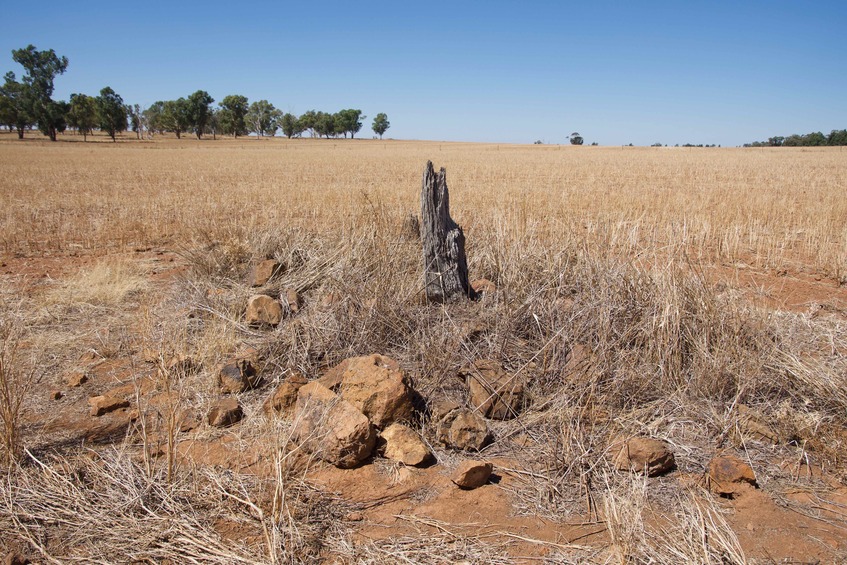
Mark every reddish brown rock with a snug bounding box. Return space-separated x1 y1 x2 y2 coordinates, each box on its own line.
437 409 492 451
292 382 376 468
245 294 283 327
49 390 62 400
250 259 282 287
217 359 261 394
64 371 88 387
207 397 243 427
89 395 130 417
707 455 757 495
452 460 493 489
263 373 308 417
470 279 496 295
612 437 675 476
379 423 432 466
331 354 414 428
460 359 525 420
282 288 301 315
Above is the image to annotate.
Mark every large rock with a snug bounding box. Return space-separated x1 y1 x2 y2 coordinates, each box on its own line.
217 359 261 394
250 259 281 287
88 395 129 417
460 360 525 420
245 294 283 327
263 373 308 417
437 408 492 451
331 354 414 429
292 382 376 468
207 397 243 427
612 437 675 477
379 423 432 466
707 455 757 495
452 460 493 489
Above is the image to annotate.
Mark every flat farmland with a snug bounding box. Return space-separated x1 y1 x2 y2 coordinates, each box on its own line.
1 135 847 563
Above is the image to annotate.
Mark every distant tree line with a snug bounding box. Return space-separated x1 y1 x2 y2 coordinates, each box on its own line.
744 130 847 147
0 45 390 142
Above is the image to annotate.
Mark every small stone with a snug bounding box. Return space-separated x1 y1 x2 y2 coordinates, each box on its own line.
217 359 261 394
49 390 62 400
612 437 675 477
245 294 283 327
207 397 244 427
379 423 432 466
282 288 300 315
64 371 88 387
460 359 525 420
263 373 308 417
437 409 492 451
250 259 282 287
470 279 496 295
707 455 757 495
452 460 493 489
89 395 130 417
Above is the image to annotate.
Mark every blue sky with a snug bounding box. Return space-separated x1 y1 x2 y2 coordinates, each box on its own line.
2 1 845 145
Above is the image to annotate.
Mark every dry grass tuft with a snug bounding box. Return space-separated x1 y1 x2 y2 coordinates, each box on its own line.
44 257 148 309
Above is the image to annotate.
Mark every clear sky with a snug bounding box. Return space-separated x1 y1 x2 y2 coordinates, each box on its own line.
2 1 845 146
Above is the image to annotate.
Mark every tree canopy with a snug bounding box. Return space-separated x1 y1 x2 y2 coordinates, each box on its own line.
187 90 214 139
246 100 281 137
372 113 390 139
11 44 68 141
2 45 396 142
96 87 127 142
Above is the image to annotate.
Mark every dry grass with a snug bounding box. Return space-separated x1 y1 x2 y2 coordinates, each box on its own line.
1 138 845 280
1 136 846 562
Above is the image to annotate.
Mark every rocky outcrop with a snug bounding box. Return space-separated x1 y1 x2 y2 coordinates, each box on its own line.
328 354 414 429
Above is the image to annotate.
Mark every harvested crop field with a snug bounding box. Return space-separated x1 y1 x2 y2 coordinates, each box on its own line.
1 134 846 563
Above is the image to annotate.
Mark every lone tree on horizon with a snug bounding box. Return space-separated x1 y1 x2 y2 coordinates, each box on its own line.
372 113 390 139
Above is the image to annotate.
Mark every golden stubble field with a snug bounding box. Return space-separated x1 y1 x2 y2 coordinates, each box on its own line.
1 135 845 279
1 133 846 563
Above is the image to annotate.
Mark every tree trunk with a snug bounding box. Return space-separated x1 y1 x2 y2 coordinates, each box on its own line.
420 161 475 303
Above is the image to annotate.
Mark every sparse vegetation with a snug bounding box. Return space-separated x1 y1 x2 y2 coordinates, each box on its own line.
0 137 845 562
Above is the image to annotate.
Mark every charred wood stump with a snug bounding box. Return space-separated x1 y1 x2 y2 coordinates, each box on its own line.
421 161 476 303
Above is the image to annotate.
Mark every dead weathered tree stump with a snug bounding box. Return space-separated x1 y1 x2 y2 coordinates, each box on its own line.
421 161 475 303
